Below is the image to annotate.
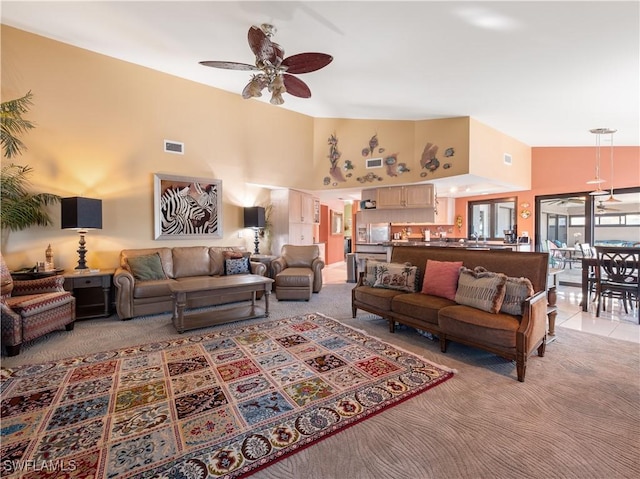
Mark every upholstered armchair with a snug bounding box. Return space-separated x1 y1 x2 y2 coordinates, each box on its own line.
271 244 325 300
1 254 75 356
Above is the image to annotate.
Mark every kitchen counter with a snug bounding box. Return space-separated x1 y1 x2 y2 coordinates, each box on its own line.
383 240 530 251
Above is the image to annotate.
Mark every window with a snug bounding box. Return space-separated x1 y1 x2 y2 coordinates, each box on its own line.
468 197 516 240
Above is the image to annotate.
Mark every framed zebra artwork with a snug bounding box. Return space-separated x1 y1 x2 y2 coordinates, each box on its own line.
153 173 223 240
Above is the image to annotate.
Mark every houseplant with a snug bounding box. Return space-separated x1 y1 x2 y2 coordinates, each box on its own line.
1 92 60 236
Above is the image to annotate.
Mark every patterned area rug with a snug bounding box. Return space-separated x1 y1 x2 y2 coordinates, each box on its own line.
0 313 453 478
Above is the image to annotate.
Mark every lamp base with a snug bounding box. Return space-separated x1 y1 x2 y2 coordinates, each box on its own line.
253 228 261 255
76 231 88 270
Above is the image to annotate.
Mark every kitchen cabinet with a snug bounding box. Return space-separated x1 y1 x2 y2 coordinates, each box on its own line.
288 189 316 224
270 189 316 256
376 184 434 209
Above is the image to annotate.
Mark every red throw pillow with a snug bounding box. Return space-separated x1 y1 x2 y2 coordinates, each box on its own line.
421 260 463 300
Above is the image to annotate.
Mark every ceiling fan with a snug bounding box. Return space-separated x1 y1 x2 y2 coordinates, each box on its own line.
200 24 333 105
596 200 620 214
545 197 586 206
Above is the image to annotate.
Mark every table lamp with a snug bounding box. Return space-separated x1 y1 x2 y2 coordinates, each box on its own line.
61 197 102 271
243 206 265 255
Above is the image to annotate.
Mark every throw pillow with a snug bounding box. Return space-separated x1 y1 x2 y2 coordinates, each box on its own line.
474 266 535 316
372 262 419 292
224 257 251 275
421 260 463 300
223 250 251 260
455 267 507 314
362 259 384 286
128 253 166 281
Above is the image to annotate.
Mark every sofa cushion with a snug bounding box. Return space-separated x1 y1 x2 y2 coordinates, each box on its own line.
475 266 534 316
455 267 507 314
127 253 167 281
373 263 418 292
421 260 463 300
353 285 404 312
391 293 455 326
173 246 212 278
438 305 521 350
132 279 175 299
224 257 251 275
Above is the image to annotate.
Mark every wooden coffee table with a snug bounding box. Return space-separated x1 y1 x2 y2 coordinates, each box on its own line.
169 275 274 333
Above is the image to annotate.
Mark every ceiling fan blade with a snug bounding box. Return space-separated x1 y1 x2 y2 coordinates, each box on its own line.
199 61 258 71
248 25 276 64
283 74 312 98
282 53 333 74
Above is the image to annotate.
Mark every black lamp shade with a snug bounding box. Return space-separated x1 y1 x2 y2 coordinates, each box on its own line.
243 206 265 228
61 197 102 230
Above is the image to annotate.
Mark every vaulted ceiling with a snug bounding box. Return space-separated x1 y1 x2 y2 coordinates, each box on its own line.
3 1 638 147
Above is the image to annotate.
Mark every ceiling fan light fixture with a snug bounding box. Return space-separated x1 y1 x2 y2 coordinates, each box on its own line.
603 193 622 203
200 23 332 106
589 187 609 196
269 74 286 105
242 75 267 99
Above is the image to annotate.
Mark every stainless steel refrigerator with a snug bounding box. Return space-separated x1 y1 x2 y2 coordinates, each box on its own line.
355 221 391 244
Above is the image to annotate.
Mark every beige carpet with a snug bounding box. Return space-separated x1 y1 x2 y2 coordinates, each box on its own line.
2 282 639 479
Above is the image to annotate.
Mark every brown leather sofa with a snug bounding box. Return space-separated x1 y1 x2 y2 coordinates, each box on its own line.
352 245 550 381
114 246 267 320
271 244 325 300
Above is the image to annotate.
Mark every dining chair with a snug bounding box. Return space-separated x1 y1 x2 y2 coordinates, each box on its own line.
579 243 597 303
546 240 566 269
594 246 640 320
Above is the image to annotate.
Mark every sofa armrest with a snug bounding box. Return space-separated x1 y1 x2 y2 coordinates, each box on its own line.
517 290 548 355
113 267 135 320
249 261 267 276
271 257 287 276
12 275 65 295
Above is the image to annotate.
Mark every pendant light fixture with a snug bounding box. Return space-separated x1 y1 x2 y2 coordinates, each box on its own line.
588 128 614 196
602 128 621 203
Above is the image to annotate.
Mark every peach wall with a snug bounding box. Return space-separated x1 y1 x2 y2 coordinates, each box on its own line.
455 146 640 243
312 118 416 189
469 118 531 189
413 117 470 181
1 26 314 269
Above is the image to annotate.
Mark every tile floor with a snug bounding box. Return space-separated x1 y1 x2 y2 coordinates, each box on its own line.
322 261 640 344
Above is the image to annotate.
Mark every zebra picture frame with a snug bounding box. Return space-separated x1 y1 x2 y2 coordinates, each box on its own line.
153 173 223 240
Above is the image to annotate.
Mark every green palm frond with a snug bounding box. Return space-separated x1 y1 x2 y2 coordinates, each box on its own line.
1 164 59 232
1 91 35 159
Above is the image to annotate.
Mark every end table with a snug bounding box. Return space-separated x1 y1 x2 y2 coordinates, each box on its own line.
63 269 114 319
251 254 277 278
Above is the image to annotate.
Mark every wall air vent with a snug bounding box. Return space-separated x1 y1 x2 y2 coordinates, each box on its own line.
366 157 383 169
164 140 184 154
504 153 512 165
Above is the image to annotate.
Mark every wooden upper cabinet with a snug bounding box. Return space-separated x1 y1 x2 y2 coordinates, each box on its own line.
300 194 314 224
376 184 434 209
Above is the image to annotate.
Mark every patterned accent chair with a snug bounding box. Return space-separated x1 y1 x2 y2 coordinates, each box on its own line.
1 254 76 356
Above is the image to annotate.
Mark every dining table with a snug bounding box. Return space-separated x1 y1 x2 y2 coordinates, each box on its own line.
580 257 597 311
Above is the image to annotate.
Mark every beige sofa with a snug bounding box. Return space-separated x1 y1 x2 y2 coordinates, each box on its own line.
352 245 550 382
114 246 267 320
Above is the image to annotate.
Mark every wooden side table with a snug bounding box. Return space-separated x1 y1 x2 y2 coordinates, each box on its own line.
63 270 114 319
251 254 277 278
